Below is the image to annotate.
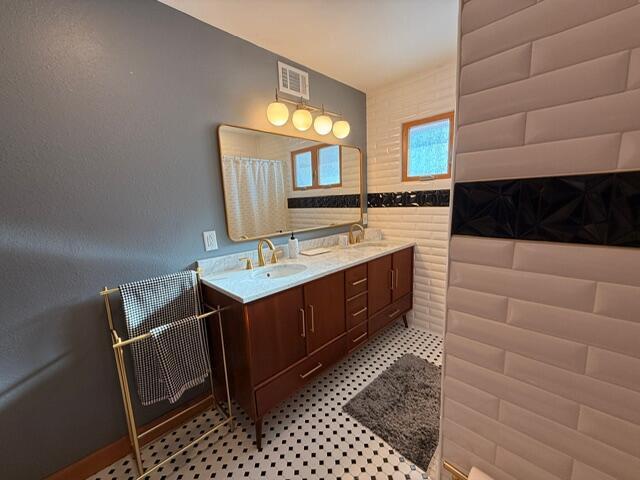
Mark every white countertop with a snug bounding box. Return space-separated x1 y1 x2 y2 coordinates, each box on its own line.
201 240 415 304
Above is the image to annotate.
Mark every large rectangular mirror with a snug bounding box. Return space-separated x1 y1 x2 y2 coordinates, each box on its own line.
218 125 363 241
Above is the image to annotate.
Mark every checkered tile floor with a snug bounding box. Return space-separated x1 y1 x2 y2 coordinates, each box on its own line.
90 323 443 480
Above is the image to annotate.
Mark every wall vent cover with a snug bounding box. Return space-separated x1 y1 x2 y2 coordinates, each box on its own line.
278 61 309 99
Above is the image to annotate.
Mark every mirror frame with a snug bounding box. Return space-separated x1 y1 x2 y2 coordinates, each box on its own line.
217 124 365 242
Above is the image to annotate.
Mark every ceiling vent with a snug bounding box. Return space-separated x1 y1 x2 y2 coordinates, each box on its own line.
278 61 309 100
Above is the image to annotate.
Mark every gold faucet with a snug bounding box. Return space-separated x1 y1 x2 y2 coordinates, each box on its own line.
257 238 278 267
349 223 365 244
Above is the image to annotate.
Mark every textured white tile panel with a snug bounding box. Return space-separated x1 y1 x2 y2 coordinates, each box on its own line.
508 298 640 359
459 51 629 125
442 418 497 462
444 397 574 479
446 355 580 427
456 113 526 153
525 88 640 144
449 309 588 372
449 261 597 312
593 281 640 323
456 133 621 181
460 0 536 34
530 5 640 75
505 353 640 424
443 376 500 419
513 241 640 286
586 347 640 392
460 0 636 65
450 236 515 268
459 44 532 95
445 332 506 372
501 402 640 480
578 406 640 458
447 286 508 322
618 129 640 169
495 447 564 480
629 47 640 89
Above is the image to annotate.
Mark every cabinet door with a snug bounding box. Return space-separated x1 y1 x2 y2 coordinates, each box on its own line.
368 254 393 315
247 286 307 385
304 271 346 353
392 247 413 301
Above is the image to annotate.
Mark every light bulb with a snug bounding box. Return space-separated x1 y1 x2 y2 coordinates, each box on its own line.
266 101 289 126
332 120 350 139
313 114 333 135
292 108 313 131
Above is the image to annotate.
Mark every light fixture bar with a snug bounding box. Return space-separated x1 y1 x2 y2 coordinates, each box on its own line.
276 92 342 118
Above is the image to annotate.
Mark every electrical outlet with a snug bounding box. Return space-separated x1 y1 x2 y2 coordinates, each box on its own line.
362 213 368 225
203 230 218 251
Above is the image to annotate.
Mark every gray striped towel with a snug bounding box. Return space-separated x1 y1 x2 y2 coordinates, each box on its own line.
119 271 210 406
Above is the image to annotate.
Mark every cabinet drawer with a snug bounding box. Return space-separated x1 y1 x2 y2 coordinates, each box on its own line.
369 294 412 336
345 263 368 297
347 322 368 352
255 335 347 417
346 292 368 329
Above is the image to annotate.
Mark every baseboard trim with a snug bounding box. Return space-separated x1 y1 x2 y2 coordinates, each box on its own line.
46 394 213 480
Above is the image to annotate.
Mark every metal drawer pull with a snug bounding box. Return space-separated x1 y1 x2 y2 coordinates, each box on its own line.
390 270 395 290
352 332 367 343
300 362 323 379
352 306 367 317
299 308 306 337
351 278 367 286
388 309 401 318
309 304 315 333
347 291 367 302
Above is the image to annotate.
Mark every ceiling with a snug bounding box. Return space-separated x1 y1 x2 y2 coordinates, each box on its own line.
159 0 458 93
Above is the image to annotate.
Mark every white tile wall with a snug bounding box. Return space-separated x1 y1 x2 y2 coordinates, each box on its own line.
443 2 640 479
366 63 456 334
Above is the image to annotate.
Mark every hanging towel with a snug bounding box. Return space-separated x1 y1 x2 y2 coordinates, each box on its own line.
119 271 209 406
149 315 210 404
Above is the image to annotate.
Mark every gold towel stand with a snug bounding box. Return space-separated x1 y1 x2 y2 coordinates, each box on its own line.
100 269 235 479
443 460 469 480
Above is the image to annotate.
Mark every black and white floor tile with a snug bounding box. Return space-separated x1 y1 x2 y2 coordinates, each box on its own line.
90 323 443 480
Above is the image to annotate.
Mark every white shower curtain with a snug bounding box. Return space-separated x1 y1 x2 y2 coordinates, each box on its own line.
222 155 289 239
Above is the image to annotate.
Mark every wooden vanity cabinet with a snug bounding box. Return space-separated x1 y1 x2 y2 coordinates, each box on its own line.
202 246 413 450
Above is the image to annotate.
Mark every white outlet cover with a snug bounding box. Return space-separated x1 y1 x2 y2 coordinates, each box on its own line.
203 230 218 251
362 213 368 225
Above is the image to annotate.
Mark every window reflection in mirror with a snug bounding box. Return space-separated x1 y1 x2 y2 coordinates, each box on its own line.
218 125 362 242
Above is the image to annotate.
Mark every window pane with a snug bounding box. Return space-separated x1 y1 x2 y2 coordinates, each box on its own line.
294 151 313 188
407 118 450 178
318 145 340 186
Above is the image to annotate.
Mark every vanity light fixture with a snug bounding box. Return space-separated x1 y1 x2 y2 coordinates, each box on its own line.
313 106 333 135
265 91 350 138
266 90 289 126
332 119 351 139
292 105 313 131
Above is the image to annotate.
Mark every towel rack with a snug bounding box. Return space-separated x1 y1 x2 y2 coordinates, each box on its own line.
443 460 469 480
100 269 234 479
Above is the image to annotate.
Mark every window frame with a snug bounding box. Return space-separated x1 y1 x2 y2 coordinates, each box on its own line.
401 111 454 182
291 144 343 190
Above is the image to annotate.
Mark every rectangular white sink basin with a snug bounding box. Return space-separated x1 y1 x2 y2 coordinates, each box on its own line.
250 264 308 279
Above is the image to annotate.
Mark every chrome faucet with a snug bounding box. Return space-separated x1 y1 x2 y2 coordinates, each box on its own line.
349 223 365 245
257 238 278 267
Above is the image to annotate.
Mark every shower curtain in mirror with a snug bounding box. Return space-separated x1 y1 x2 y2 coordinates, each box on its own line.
222 155 289 239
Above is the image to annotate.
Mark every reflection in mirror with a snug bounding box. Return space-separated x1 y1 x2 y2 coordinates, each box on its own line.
218 125 362 241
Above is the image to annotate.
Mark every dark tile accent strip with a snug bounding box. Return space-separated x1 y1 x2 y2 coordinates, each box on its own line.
452 171 640 248
287 189 451 209
287 194 361 209
367 190 450 208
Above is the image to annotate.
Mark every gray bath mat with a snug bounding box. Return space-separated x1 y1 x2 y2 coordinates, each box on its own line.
343 353 441 471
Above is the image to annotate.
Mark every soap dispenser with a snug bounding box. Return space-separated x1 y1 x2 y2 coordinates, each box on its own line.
288 232 299 259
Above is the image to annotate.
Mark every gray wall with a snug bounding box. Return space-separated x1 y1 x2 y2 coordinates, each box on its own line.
0 1 366 477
